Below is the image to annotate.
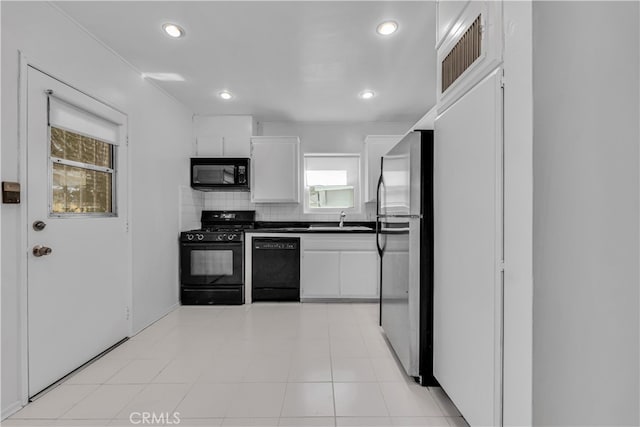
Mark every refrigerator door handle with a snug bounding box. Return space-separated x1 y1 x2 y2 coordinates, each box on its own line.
377 217 383 327
377 214 423 219
376 172 384 217
375 219 384 256
380 227 410 232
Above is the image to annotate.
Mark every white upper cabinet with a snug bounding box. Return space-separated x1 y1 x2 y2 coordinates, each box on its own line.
194 115 256 157
436 1 502 111
364 135 403 203
250 136 300 203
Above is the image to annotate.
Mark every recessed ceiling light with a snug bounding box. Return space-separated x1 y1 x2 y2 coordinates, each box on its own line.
359 90 375 100
219 90 233 100
162 23 185 38
376 20 398 36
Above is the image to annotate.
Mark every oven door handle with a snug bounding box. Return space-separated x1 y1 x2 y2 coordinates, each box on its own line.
180 242 243 248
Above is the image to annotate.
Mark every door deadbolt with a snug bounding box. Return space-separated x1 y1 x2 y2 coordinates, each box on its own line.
33 245 52 257
33 220 46 231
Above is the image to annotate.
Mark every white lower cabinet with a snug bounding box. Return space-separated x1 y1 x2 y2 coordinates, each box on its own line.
301 235 379 300
339 251 378 297
301 251 340 297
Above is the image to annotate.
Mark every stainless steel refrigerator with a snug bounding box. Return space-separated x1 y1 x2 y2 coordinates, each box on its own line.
376 129 436 386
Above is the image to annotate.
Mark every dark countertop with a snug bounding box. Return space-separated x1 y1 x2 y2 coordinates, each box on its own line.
249 221 376 234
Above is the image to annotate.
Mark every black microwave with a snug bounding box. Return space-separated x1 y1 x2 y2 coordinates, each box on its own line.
190 158 250 191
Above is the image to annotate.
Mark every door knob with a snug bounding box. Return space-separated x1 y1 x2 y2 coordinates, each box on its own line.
33 245 52 257
33 220 47 231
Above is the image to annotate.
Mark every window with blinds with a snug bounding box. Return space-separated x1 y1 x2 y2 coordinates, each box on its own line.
48 95 119 216
50 127 114 214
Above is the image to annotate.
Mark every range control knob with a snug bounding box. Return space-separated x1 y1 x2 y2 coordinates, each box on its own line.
228 234 235 241
187 234 194 241
196 234 204 241
217 234 225 241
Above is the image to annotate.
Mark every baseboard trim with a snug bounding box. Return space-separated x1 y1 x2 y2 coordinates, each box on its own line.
300 298 379 303
132 302 180 336
2 400 24 421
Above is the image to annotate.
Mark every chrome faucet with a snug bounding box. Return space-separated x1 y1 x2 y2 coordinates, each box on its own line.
339 211 346 228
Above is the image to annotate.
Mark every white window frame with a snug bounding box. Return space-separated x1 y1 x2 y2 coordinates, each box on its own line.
48 125 117 217
46 93 120 218
303 153 361 214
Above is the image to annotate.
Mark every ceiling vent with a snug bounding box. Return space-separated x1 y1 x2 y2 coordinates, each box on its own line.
441 15 482 92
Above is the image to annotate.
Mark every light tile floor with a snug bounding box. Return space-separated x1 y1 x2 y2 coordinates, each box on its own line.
4 303 468 427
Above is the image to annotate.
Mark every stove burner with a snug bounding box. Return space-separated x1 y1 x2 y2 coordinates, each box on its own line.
180 210 255 243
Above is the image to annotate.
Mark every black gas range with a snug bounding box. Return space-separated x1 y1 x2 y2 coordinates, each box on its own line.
179 210 255 305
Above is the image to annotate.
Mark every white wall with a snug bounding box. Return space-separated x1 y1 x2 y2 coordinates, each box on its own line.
436 1 470 48
260 121 411 154
1 2 193 417
179 186 203 231
532 2 639 425
502 2 533 425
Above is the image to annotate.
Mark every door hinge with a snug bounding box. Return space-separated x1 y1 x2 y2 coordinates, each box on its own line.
125 221 129 232
125 306 130 320
498 260 505 272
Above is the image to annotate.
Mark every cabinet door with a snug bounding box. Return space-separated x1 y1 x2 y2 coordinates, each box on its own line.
194 115 253 157
364 136 402 202
251 137 299 203
301 251 340 297
339 251 378 297
433 68 502 427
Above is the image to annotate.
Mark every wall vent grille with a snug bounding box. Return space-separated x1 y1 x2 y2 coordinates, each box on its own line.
442 15 482 92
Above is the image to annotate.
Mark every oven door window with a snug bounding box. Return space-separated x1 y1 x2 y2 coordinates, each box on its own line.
181 243 243 285
191 249 233 276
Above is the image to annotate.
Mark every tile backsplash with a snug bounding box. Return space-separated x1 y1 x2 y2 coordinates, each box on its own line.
179 188 376 229
179 185 204 230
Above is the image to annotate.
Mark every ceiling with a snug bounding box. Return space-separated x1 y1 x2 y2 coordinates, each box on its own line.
54 1 436 122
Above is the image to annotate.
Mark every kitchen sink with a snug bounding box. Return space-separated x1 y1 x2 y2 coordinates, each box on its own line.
308 225 373 231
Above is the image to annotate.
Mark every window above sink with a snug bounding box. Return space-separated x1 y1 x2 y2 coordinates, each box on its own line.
303 154 361 214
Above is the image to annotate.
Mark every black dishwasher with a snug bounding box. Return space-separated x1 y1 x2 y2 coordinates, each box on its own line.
252 237 300 302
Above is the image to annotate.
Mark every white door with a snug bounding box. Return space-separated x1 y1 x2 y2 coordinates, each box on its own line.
27 67 129 396
433 69 503 426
